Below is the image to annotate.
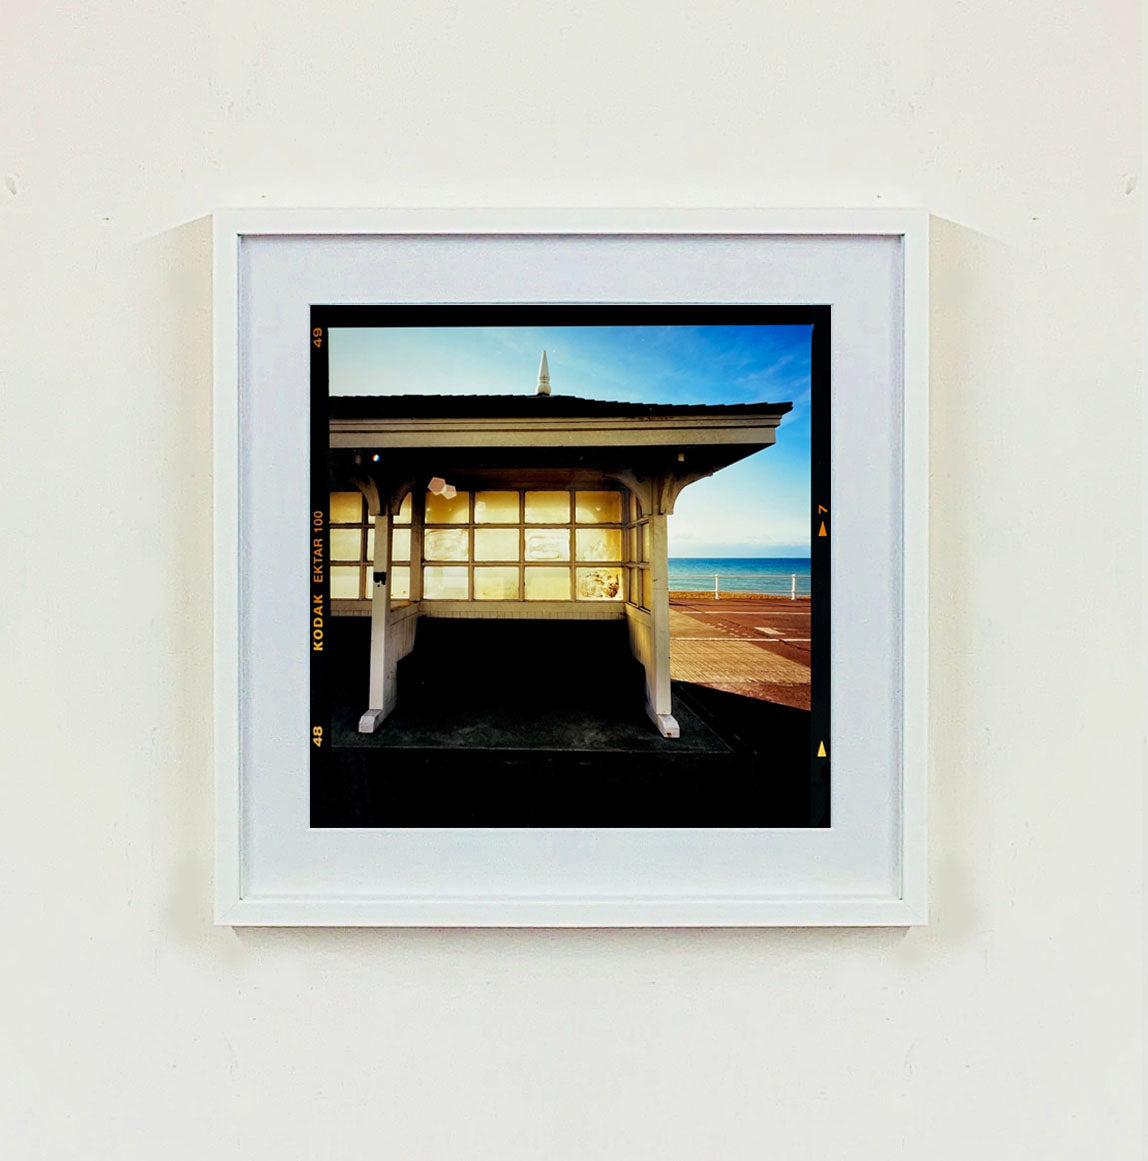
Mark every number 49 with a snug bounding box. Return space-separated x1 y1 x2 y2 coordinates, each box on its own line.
312 327 323 349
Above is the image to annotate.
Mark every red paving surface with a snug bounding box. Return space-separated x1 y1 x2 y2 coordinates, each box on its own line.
668 595 812 710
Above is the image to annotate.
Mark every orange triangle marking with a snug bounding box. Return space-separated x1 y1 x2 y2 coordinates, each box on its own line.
817 521 827 537
817 741 827 758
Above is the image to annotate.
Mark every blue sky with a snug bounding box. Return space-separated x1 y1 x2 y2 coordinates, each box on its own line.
329 324 812 557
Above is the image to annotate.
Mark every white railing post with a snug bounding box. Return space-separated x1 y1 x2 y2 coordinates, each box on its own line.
714 574 720 601
791 574 796 600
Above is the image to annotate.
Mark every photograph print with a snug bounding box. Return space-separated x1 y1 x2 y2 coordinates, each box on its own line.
310 305 829 827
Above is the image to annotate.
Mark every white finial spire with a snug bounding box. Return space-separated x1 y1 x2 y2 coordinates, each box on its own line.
536 349 551 396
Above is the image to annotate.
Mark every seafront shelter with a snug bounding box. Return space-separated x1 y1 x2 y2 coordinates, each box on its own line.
328 356 791 738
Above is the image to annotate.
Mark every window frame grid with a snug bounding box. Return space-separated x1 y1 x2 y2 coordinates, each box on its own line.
420 486 627 602
329 491 371 600
331 487 634 605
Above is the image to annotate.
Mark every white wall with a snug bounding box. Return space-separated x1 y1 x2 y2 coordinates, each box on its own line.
2 3 1141 1157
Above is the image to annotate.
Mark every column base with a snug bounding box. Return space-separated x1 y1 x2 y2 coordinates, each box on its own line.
357 707 391 734
646 703 681 738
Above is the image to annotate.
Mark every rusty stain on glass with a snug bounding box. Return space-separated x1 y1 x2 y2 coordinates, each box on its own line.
576 567 623 600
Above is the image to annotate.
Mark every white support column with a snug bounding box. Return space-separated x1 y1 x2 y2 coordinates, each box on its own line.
357 508 395 733
645 508 680 738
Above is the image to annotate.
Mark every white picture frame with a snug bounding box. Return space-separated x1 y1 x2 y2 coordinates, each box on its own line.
213 208 929 926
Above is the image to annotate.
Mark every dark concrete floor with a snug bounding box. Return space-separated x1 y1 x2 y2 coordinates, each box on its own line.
333 684 727 753
313 617 818 827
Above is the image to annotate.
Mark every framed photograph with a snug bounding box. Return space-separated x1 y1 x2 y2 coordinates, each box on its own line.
214 209 928 925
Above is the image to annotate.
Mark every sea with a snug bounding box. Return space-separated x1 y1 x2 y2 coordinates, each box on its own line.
668 557 812 597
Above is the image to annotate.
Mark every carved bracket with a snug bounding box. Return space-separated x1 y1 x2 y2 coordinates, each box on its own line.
351 464 416 519
607 467 714 516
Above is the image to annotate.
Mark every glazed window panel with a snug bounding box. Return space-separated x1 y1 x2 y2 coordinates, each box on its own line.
330 566 362 599
642 568 653 609
330 491 364 524
641 523 651 562
329 491 372 600
424 528 469 561
474 527 519 561
327 490 415 603
629 568 643 604
575 528 622 562
425 489 470 524
474 491 519 523
474 567 519 600
330 529 363 562
395 493 412 523
423 566 468 600
524 491 570 523
524 528 570 561
576 567 623 601
575 491 622 523
525 567 571 600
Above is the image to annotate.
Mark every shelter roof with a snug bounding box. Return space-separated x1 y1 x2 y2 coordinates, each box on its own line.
329 394 792 421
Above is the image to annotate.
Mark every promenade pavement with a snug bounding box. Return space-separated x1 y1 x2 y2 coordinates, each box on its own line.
669 595 812 710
